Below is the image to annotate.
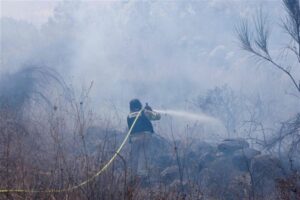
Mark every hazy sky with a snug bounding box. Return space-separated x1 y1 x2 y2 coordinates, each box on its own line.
1 1 57 26
1 1 281 27
1 0 297 123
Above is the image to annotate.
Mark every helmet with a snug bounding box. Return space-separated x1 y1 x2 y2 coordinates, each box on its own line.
129 99 142 112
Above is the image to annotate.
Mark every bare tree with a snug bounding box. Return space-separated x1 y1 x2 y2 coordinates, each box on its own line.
197 85 243 137
236 0 300 93
236 0 300 149
236 2 300 194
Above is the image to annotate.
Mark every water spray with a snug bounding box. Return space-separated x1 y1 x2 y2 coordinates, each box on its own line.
154 109 221 125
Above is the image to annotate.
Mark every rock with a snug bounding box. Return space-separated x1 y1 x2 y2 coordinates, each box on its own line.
224 173 252 200
160 165 179 183
218 138 249 154
198 152 216 171
154 154 174 169
194 141 215 155
232 148 261 171
198 156 243 199
169 179 189 191
235 148 260 159
251 155 284 179
277 152 300 174
148 134 173 170
250 155 284 198
151 134 170 149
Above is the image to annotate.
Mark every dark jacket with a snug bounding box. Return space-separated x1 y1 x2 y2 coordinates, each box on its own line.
127 110 161 135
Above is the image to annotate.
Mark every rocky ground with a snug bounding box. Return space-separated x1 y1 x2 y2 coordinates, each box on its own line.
86 127 300 200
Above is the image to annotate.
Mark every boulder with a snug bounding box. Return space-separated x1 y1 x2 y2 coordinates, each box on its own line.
169 179 189 192
250 155 284 180
218 138 249 154
181 141 215 166
154 154 174 169
198 152 216 171
224 173 252 200
250 155 285 199
232 148 261 171
149 134 173 169
198 156 243 199
160 165 179 184
151 134 170 150
194 141 215 155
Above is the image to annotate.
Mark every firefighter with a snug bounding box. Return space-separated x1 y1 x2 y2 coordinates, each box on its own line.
127 99 161 177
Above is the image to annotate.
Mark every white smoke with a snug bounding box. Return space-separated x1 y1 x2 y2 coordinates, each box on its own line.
1 0 299 134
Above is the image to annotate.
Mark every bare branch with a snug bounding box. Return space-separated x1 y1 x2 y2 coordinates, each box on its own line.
236 4 300 93
286 44 300 62
282 0 300 61
235 20 253 52
266 114 300 153
252 50 300 92
253 8 270 57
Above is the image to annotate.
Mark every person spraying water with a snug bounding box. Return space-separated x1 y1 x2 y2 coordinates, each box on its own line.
127 99 161 179
127 99 221 177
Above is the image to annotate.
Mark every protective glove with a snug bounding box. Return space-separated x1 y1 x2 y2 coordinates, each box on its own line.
145 103 152 111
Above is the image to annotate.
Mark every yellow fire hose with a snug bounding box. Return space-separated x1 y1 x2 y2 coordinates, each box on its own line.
0 110 142 193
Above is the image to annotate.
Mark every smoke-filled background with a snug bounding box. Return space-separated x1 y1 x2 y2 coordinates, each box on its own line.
2 0 300 139
1 0 300 140
1 1 300 199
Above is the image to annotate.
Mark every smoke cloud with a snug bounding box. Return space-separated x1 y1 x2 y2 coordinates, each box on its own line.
1 0 299 136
